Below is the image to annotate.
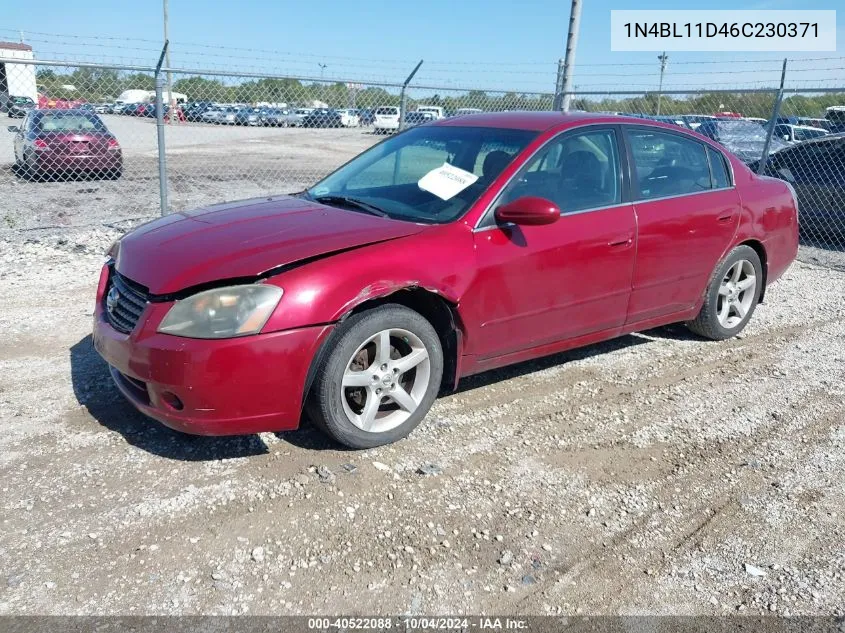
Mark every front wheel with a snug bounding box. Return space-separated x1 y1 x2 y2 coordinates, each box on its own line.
686 245 763 340
307 304 443 448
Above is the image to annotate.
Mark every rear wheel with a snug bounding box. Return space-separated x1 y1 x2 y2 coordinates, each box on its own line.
686 245 762 340
307 304 443 449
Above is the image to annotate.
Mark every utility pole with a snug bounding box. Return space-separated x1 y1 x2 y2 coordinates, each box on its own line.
656 51 668 115
163 0 175 122
559 0 582 112
318 63 327 81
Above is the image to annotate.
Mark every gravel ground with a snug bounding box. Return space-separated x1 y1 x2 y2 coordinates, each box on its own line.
1 112 844 616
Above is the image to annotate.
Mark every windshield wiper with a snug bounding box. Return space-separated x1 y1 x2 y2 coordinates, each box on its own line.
314 195 389 218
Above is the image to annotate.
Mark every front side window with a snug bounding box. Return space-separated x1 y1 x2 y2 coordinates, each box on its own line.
496 128 622 214
628 129 712 199
307 125 536 224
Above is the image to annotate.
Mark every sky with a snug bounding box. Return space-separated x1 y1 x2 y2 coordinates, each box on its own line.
2 0 844 94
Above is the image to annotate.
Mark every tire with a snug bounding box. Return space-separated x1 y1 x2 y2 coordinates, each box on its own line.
306 304 443 449
686 245 763 341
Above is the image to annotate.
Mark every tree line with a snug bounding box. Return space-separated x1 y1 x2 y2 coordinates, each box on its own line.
35 69 843 118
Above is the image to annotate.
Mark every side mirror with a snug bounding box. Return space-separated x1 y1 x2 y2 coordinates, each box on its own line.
7 126 20 133
782 134 790 141
495 196 560 226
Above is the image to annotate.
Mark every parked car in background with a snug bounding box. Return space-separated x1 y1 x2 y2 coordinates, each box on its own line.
9 109 122 180
742 117 768 126
208 107 240 125
93 112 797 449
200 107 223 124
756 133 845 240
773 123 829 144
373 106 401 133
454 108 484 117
235 107 264 126
679 114 717 130
824 106 845 133
261 108 299 127
357 108 375 126
184 101 215 122
301 109 344 128
796 117 832 131
6 96 36 118
697 118 789 164
402 111 436 128
416 105 445 120
336 109 361 127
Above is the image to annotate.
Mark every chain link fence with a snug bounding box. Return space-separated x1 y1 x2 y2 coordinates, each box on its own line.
2 56 843 266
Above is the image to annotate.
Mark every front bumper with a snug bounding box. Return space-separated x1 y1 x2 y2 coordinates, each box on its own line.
92 266 334 435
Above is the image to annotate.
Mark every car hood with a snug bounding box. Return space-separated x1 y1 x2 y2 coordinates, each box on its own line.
115 196 426 295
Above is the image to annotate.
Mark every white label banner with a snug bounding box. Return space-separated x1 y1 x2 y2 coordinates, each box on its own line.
610 10 837 51
417 163 479 201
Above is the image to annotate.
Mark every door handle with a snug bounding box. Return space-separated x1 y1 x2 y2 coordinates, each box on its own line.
608 237 633 247
717 213 734 223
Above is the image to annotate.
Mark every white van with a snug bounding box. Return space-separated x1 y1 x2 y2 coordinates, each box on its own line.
374 106 401 133
416 105 444 119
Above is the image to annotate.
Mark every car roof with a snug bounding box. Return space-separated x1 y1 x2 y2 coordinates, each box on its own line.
432 110 702 132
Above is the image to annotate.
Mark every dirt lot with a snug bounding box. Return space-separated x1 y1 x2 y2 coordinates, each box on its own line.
1 113 844 616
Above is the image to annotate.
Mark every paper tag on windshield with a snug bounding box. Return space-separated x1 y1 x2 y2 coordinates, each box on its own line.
418 163 479 201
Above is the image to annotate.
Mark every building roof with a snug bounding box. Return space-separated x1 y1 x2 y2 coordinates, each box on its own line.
0 41 33 52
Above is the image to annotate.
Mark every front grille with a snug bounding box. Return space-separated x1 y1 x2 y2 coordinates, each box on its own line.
104 270 150 334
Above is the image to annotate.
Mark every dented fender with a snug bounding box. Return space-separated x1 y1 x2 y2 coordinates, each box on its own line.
260 223 476 333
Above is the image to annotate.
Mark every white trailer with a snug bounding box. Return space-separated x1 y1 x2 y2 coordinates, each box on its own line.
0 42 37 112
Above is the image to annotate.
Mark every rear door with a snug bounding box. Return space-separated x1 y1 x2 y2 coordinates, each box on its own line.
624 126 741 323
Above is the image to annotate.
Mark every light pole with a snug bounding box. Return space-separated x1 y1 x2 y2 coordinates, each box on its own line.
163 0 175 122
558 0 582 112
656 51 668 115
318 63 327 81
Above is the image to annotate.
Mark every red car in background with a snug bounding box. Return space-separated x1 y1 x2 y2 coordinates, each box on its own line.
9 108 122 180
37 95 86 110
93 112 798 448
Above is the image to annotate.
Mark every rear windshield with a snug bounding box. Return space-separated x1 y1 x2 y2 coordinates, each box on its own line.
35 111 107 133
376 107 399 115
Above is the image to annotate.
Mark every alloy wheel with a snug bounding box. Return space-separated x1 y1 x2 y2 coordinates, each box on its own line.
716 259 757 329
340 328 431 433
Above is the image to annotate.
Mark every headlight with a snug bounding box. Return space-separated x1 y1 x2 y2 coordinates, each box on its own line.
158 284 283 339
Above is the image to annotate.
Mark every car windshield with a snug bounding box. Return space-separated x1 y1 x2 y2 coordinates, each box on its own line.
36 111 107 133
306 125 537 224
12 96 34 105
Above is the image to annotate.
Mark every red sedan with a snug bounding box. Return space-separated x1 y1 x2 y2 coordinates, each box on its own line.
10 109 122 180
93 112 798 448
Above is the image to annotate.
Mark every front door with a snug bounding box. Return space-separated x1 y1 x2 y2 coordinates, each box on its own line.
464 126 637 360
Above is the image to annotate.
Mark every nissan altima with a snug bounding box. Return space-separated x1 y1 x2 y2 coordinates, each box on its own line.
93 112 798 448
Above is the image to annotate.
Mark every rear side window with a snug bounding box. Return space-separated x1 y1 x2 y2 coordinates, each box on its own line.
627 129 712 199
707 147 730 188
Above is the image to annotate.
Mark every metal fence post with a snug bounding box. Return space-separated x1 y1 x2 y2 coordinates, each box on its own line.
154 41 170 215
398 60 424 132
758 58 788 175
552 58 565 111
